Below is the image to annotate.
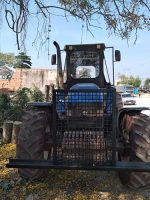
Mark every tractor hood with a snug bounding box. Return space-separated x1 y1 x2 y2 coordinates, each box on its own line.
68 83 103 103
70 83 99 90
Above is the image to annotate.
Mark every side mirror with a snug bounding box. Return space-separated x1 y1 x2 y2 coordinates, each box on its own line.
115 50 121 61
51 54 56 65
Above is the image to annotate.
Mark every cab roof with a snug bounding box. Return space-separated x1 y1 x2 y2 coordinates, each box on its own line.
64 43 105 51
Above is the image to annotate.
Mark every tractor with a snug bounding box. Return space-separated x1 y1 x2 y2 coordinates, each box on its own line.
7 41 150 188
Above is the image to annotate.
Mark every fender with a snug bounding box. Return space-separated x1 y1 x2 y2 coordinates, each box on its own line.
117 106 150 138
27 102 52 109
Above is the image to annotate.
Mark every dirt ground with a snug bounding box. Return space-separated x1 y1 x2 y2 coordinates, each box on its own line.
0 144 150 200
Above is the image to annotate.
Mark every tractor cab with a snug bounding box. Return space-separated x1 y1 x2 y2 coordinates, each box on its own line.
64 43 106 89
52 42 121 89
50 42 120 167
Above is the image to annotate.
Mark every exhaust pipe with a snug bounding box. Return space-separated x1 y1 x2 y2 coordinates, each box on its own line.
53 41 63 89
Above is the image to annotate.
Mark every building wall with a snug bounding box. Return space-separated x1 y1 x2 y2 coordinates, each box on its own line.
0 68 57 93
21 68 57 92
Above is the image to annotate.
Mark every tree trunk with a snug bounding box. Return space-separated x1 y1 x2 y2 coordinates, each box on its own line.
49 84 54 100
11 121 22 144
3 121 13 143
45 85 50 102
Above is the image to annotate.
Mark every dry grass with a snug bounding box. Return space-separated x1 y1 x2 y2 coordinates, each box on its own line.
0 144 150 200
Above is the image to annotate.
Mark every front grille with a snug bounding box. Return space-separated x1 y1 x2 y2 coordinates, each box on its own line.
53 89 116 167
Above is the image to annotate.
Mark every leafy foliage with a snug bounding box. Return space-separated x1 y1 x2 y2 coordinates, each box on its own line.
14 52 32 69
144 78 150 88
30 86 44 102
0 53 16 67
118 74 141 87
1 1 150 50
4 105 25 121
12 88 31 109
0 93 10 110
0 93 10 123
0 92 25 123
0 86 44 123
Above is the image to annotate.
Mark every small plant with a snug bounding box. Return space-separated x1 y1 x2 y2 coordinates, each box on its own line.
0 86 44 123
12 88 31 109
0 93 11 123
31 86 44 102
0 93 10 110
4 105 24 121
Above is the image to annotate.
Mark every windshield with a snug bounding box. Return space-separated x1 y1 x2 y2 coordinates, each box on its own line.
122 94 132 98
70 51 99 79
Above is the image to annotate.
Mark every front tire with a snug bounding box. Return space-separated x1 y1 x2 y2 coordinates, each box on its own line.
16 110 50 180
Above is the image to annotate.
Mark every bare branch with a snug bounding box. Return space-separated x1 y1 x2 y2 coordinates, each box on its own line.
40 5 83 19
5 9 15 30
1 0 150 51
140 0 150 12
34 0 46 18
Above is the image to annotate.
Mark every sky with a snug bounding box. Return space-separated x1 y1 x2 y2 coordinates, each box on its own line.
0 3 150 85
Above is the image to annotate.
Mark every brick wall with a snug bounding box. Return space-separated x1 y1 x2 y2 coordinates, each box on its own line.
0 68 57 93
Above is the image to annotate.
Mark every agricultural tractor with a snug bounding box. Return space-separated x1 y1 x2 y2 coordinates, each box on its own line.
7 42 150 188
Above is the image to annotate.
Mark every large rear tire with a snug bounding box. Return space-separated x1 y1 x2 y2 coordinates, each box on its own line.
119 113 150 188
16 110 51 180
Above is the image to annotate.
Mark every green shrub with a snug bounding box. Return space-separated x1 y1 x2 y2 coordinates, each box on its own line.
31 86 44 102
12 88 31 108
0 86 44 123
0 93 10 110
0 93 11 123
4 105 24 121
0 89 30 123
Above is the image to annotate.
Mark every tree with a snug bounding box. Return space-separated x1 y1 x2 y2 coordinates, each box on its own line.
0 1 150 50
127 75 141 87
78 68 91 78
144 78 150 88
118 74 141 87
0 52 16 66
132 77 141 87
117 74 128 85
14 52 32 69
